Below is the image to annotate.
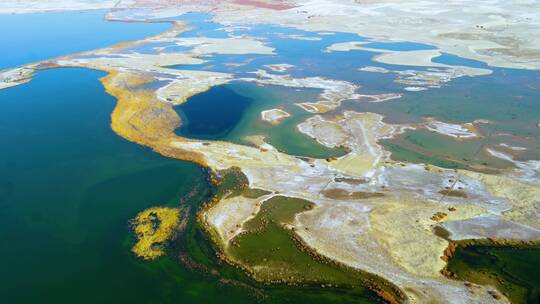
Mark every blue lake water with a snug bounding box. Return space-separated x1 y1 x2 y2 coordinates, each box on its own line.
0 10 169 69
175 85 253 139
363 41 436 51
168 13 538 136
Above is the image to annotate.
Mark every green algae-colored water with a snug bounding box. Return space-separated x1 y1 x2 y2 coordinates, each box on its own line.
352 71 540 169
228 195 382 292
0 68 214 303
447 244 540 304
381 130 512 172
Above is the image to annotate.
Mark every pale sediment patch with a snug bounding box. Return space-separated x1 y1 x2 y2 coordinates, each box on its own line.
297 115 349 149
461 169 540 230
297 111 406 176
424 119 481 139
355 93 402 103
368 197 486 278
155 71 232 105
368 49 492 89
264 63 294 72
204 193 277 245
241 135 281 153
291 197 505 304
0 66 35 90
392 68 465 89
260 108 291 125
173 36 275 55
324 41 368 52
354 49 492 90
242 69 359 113
276 33 322 41
373 50 446 68
217 25 254 33
359 66 389 73
441 214 540 241
404 86 427 92
485 148 540 185
498 143 527 151
295 101 333 113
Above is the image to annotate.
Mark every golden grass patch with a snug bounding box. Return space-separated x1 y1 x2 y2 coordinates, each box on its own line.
131 207 181 260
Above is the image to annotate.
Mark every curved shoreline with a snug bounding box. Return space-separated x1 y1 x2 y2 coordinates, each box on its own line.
196 168 406 303
441 239 540 303
0 10 539 304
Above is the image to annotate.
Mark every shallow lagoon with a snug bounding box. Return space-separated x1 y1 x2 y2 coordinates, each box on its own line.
175 82 348 158
169 13 539 165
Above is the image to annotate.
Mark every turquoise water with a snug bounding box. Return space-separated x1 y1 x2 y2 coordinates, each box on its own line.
0 10 169 69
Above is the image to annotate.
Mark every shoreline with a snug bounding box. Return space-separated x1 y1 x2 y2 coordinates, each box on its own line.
1 7 539 304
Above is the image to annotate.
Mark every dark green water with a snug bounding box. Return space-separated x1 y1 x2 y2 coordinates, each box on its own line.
447 244 540 304
0 68 207 303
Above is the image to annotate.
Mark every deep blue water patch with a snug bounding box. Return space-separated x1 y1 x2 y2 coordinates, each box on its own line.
175 85 253 139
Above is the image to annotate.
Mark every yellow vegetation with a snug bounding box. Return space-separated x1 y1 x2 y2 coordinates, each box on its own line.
100 71 207 166
131 207 181 260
